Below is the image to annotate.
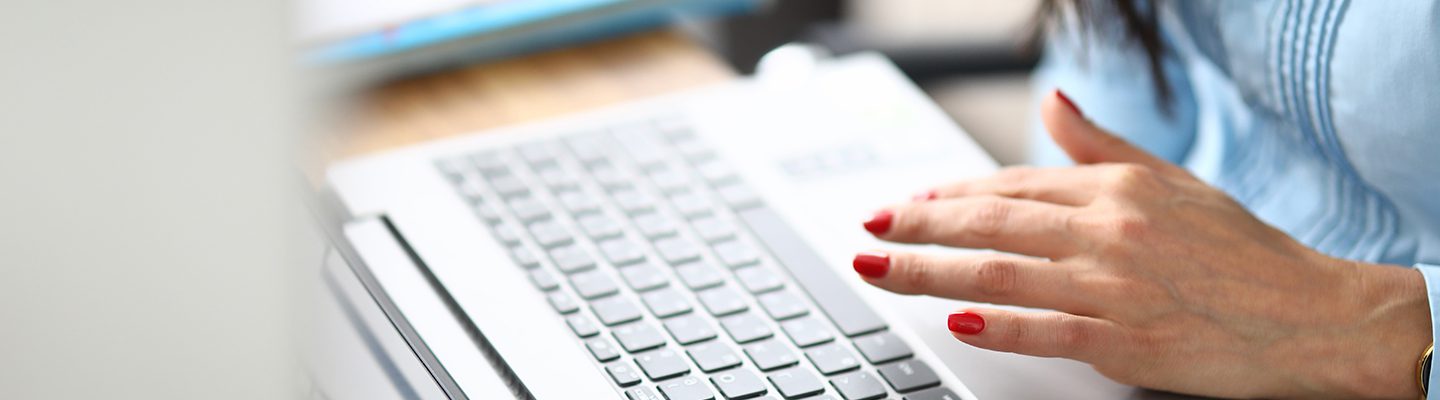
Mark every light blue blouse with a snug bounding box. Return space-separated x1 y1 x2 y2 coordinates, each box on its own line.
1030 1 1440 393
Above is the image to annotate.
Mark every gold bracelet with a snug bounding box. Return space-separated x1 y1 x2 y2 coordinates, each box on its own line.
1418 343 1433 397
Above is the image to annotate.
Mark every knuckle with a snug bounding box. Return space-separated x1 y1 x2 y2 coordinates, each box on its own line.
995 166 1035 181
1106 212 1152 241
964 197 1011 238
894 207 931 238
999 317 1029 351
1053 317 1094 349
898 256 934 294
1102 164 1157 192
972 258 1018 298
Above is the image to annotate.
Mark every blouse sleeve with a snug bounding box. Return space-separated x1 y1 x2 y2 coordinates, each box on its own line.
1026 20 1201 167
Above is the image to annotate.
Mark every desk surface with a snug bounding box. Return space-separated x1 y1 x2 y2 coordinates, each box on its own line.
339 30 736 156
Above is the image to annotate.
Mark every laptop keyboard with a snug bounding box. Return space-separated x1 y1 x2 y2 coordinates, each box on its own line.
436 118 961 400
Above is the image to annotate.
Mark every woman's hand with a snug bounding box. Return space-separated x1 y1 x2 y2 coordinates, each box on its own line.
854 90 1432 399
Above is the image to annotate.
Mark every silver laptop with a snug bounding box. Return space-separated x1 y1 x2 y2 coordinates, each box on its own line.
322 53 1140 400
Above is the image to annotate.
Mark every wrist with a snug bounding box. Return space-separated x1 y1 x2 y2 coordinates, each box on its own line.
1327 261 1431 399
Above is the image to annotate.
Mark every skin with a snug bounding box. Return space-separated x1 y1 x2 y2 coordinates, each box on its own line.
858 90 1432 399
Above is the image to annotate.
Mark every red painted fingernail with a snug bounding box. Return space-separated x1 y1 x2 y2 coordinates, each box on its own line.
911 190 937 202
862 210 893 235
1055 89 1084 117
852 251 890 278
947 312 985 335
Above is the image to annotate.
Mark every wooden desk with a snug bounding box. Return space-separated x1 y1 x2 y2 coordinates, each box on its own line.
339 30 736 156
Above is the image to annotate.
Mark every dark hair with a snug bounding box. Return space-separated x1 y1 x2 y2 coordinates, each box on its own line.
1033 0 1171 110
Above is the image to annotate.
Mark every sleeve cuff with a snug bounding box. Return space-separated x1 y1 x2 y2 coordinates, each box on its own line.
1414 263 1440 399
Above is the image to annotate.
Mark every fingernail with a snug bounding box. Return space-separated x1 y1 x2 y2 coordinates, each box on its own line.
947 312 985 335
863 209 893 235
911 190 937 202
852 251 890 278
1055 89 1084 117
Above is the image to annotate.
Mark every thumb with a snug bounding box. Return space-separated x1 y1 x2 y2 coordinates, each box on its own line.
1041 89 1181 174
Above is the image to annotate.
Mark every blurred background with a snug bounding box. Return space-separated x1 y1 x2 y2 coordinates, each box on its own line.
303 0 1043 164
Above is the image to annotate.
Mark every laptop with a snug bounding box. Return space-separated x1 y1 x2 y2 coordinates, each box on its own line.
320 53 1141 399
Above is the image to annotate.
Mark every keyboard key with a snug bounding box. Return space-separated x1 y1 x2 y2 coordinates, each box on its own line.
487 174 530 198
658 375 715 400
877 360 941 393
712 240 760 269
635 347 691 381
599 237 648 266
612 189 657 215
695 161 738 186
743 340 799 371
577 213 623 240
592 164 634 191
527 219 573 248
675 262 726 290
569 269 620 300
546 291 580 314
606 362 643 387
469 151 509 175
691 216 738 243
516 141 561 168
509 246 540 269
626 386 664 400
717 184 762 210
829 371 886 400
654 237 703 265
663 313 717 345
903 387 960 400
780 316 835 348
669 191 715 219
648 168 693 193
456 177 486 200
739 207 888 337
766 367 824 399
435 157 471 179
528 268 560 291
566 134 615 166
565 314 600 338
686 341 742 373
491 223 522 246
613 323 667 353
634 212 678 239
619 262 670 292
536 167 578 191
641 287 694 318
559 191 603 216
506 196 551 222
473 202 503 224
673 140 715 163
852 332 913 364
548 244 596 274
586 337 621 362
757 291 809 321
804 343 861 375
711 369 768 400
735 266 784 294
591 296 644 326
720 312 774 343
698 286 749 316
